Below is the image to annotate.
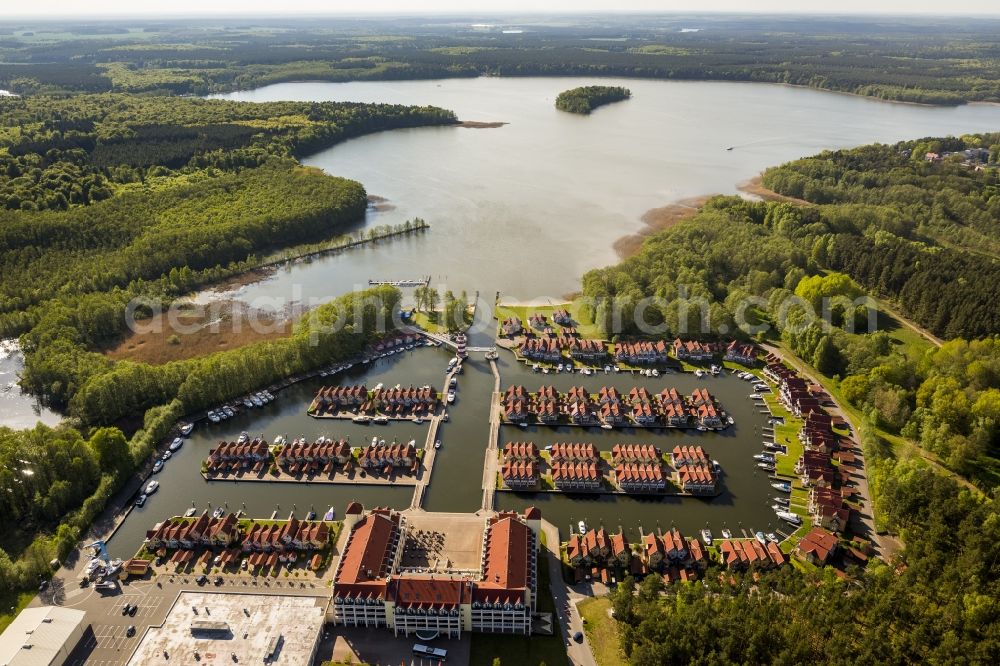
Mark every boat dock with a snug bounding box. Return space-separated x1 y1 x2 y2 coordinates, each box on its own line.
368 276 430 287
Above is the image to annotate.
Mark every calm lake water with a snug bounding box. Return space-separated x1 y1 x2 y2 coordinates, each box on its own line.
209 77 1000 304
17 77 1000 552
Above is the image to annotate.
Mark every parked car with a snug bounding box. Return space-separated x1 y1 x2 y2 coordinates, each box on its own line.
573 631 584 643
126 625 136 637
214 576 223 586
128 604 138 616
196 575 208 586
121 604 132 616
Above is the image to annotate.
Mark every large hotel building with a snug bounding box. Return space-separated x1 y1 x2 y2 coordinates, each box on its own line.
329 503 540 637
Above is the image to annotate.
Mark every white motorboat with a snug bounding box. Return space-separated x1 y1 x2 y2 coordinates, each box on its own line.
353 415 372 424
212 506 226 519
447 390 456 404
651 369 659 377
134 494 147 507
435 440 442 449
373 416 389 425
169 437 183 451
776 511 802 526
161 450 172 461
772 482 791 493
694 369 706 378
700 529 713 546
152 460 163 473
720 528 733 539
412 417 424 424
144 480 159 495
755 531 767 545
324 507 335 521
601 423 613 430
237 431 249 444
767 533 779 543
185 507 198 517
180 423 194 436
578 520 587 535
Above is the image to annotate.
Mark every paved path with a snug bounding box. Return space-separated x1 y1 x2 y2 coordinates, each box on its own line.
539 520 598 666
762 344 900 559
410 414 442 510
480 359 502 512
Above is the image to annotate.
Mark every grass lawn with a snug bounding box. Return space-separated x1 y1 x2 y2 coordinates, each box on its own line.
409 309 448 334
470 632 569 666
0 590 36 633
578 597 626 666
495 302 604 340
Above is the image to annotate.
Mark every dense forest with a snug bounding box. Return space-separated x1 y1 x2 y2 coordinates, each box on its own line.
610 458 999 664
555 85 630 114
3 15 1000 104
0 89 451 604
762 136 1000 339
580 135 1000 661
582 134 1000 480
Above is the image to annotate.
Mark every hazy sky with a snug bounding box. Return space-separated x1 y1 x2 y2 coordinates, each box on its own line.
5 1 1000 18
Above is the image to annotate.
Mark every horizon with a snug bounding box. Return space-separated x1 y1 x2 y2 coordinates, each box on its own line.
4 3 1000 20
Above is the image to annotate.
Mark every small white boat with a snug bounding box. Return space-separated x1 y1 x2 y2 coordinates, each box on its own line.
711 365 721 376
353 415 372 424
766 533 779 543
223 406 235 418
694 369 706 378
251 396 263 407
185 507 198 517
412 417 424 424
532 364 540 372
152 460 163 473
697 425 707 432
542 367 550 374
651 369 659 377
578 520 587 535
755 531 767 545
447 390 456 404
169 437 183 451
776 511 801 525
601 423 613 430
518 422 528 429
435 440 442 449
613 365 620 372
161 450 172 461
212 506 226 519
135 494 147 507
237 431 249 444
180 423 194 436
144 480 159 495
604 365 611 373
324 507 335 521
727 416 735 425
373 416 389 425
556 363 564 373
273 435 286 446
721 528 733 539
712 460 721 474
700 528 713 546
370 437 378 448
449 376 458 387
208 411 220 423
772 482 791 493
753 454 775 462
243 398 254 409
757 462 775 471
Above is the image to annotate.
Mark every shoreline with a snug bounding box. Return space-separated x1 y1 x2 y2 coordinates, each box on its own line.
458 120 508 129
614 196 710 259
737 175 811 205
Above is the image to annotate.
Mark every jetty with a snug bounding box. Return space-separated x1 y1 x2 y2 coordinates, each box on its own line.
368 276 430 287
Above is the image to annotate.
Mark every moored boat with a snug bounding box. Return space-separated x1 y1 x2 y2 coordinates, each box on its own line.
700 528 713 546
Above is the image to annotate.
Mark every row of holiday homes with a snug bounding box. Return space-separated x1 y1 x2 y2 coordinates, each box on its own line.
500 442 718 495
502 385 724 428
309 384 439 415
511 330 757 367
764 355 855 535
205 437 418 477
145 512 331 556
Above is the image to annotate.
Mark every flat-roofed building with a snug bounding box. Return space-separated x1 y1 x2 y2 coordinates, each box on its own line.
0 606 86 666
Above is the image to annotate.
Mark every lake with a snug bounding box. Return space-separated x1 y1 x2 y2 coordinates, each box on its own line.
208 77 1000 306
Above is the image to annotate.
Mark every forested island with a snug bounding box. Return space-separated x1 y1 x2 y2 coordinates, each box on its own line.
555 85 631 114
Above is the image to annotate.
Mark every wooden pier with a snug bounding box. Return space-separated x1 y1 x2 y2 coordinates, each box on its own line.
368 276 431 287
